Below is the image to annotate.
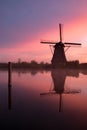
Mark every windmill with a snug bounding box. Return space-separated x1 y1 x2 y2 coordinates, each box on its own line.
40 23 81 67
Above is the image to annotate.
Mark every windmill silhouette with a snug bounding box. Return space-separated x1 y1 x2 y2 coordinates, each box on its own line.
41 23 81 67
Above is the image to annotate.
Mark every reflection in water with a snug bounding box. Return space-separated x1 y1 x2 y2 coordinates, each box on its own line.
1 68 87 129
8 84 12 110
8 62 12 110
40 69 81 112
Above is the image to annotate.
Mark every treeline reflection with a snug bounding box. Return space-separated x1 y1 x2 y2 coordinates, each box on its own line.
7 68 87 76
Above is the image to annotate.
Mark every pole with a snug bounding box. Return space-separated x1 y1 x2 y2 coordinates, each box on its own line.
8 62 12 109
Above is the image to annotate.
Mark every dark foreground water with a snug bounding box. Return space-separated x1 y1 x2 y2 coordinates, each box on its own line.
0 68 87 130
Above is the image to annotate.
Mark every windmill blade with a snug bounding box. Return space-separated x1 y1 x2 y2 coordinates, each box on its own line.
40 41 57 44
64 42 81 45
59 23 62 42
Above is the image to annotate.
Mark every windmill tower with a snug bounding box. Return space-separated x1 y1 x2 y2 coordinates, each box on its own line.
41 24 81 67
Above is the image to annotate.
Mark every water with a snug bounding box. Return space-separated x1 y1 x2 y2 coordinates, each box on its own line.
0 69 87 130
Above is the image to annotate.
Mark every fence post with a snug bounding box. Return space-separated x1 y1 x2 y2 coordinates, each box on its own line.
8 62 12 86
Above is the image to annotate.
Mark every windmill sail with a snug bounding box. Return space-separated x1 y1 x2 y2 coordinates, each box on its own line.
40 41 56 44
59 23 62 42
64 42 81 45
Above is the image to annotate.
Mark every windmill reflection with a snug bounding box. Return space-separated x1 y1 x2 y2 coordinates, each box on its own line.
40 69 81 112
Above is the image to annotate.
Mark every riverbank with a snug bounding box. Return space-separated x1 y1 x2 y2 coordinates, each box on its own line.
0 62 87 69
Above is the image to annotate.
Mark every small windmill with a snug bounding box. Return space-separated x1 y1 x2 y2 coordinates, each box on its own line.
41 23 81 67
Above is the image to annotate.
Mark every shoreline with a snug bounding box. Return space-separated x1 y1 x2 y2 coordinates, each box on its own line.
0 62 87 69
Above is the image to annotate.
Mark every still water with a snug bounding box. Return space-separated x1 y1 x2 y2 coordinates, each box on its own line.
0 69 87 129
